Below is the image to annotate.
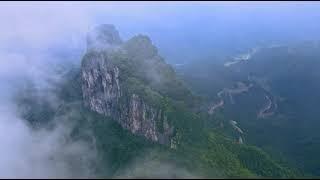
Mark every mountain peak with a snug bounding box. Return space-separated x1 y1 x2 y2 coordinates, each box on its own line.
81 25 176 145
123 34 158 60
86 24 123 51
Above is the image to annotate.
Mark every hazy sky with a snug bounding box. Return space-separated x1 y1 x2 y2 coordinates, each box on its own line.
1 1 320 178
1 1 320 64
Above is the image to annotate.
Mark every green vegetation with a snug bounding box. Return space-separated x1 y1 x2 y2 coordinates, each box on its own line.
15 67 298 178
13 37 306 178
177 41 320 177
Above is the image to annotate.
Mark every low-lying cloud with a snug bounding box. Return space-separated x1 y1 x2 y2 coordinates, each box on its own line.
1 2 320 178
0 96 97 178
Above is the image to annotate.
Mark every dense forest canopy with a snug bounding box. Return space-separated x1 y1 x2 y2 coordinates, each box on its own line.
1 2 320 178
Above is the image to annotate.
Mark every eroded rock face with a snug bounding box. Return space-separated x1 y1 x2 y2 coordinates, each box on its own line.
81 24 174 145
82 52 121 116
119 94 173 144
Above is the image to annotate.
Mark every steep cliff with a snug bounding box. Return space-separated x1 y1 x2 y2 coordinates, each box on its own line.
12 23 300 178
81 24 178 145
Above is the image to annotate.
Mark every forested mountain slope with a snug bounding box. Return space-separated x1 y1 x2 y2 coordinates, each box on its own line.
13 24 298 178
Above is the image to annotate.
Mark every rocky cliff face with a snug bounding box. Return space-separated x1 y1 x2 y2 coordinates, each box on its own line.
82 51 121 116
81 24 174 145
119 94 173 144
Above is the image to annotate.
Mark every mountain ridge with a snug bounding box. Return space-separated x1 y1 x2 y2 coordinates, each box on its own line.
12 24 300 178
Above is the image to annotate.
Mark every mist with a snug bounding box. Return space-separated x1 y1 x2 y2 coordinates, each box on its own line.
0 104 96 178
114 149 201 179
1 1 320 178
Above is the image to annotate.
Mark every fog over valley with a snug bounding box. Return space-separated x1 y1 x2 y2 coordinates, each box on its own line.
1 1 320 178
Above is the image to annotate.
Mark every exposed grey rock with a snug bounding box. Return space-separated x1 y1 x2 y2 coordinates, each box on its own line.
81 25 174 145
118 94 173 144
82 52 121 117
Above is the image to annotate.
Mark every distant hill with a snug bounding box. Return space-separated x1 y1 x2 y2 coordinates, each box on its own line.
13 24 298 178
176 40 320 177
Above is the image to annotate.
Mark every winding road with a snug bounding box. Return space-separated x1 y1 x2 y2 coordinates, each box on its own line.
257 93 277 118
224 47 259 67
208 79 277 119
209 46 279 118
208 82 253 114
